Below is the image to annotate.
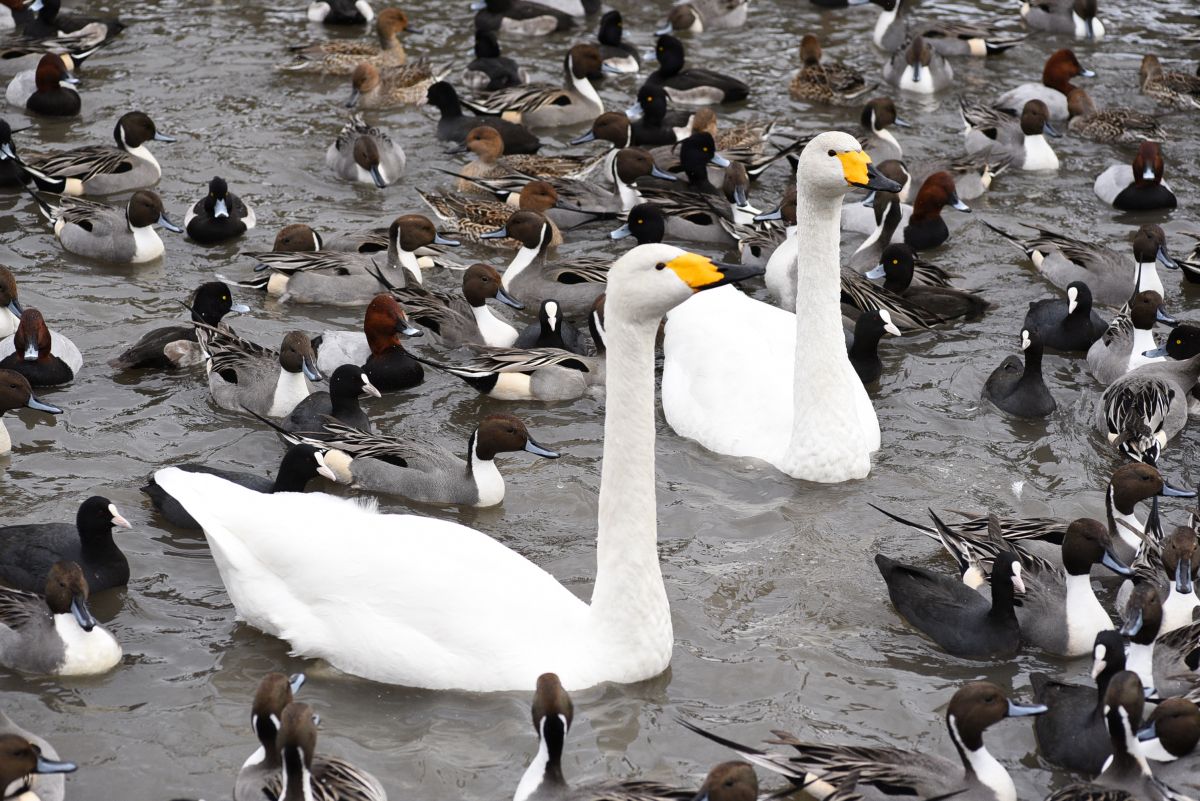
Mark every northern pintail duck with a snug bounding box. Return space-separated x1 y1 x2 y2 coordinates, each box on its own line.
983 222 1179 307
381 262 522 348
1032 629 1129 774
419 181 562 246
346 60 448 108
858 96 907 162
264 703 386 801
1139 524 1200 634
790 34 873 105
1086 290 1172 385
1024 282 1107 353
1099 352 1200 463
308 0 374 24
204 328 322 419
464 44 612 128
1021 0 1106 40
0 495 131 592
883 35 954 94
18 0 123 45
1139 55 1200 111
962 98 1060 171
0 731 75 799
20 111 174 196
1095 141 1176 212
1068 89 1166 145
0 307 80 386
472 0 576 36
283 367 378 435
5 53 77 116
108 282 248 371
418 343 603 401
0 38 98 80
868 243 988 320
657 0 749 32
515 299 584 352
452 124 605 190
311 293 423 390
1140 697 1200 795
869 0 1025 55
302 413 559 507
326 113 405 188
150 244 761 690
596 10 638 74
994 47 1093 120
0 367 60 454
234 672 306 801
1121 583 1200 699
983 328 1055 417
283 7 412 73
846 309 901 384
485 210 608 315
0 560 119 676
184 177 255 244
0 711 67 801
462 30 527 91
684 681 1047 801
903 171 970 250
425 81 542 154
646 34 749 105
34 189 182 263
144 444 334 531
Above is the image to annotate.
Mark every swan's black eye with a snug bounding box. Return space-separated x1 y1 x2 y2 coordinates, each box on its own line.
828 150 836 157
655 262 665 271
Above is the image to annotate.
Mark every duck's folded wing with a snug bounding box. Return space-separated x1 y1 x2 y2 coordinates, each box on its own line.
549 257 610 284
243 251 363 275
312 756 387 801
0 587 41 631
463 83 565 114
762 735 960 799
57 197 117 230
462 346 594 373
841 268 941 330
27 145 132 180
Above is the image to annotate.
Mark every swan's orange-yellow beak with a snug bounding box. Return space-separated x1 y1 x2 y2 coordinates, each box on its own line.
664 252 763 292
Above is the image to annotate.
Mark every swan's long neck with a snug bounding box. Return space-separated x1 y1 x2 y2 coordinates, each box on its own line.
587 304 671 664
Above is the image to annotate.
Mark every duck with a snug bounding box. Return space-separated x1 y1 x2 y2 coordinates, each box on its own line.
883 35 954 94
845 309 901 384
515 300 584 353
462 30 527 91
858 96 908 162
1139 697 1200 795
868 243 989 319
1094 141 1176 212
902 171 971 250
661 131 902 482
0 495 131 593
108 282 249 372
1086 290 1172 385
419 180 563 247
682 681 1047 801
994 48 1093 120
17 0 123 45
150 244 761 690
0 307 80 386
620 85 694 147
656 0 749 32
901 152 1008 204
0 560 120 676
1067 89 1166 145
326 114 405 188
0 367 60 454
298 413 559 507
308 0 374 24
451 124 605 189
0 734 76 800
1099 353 1200 464
790 34 873 104
17 111 174 197
417 344 603 402
472 0 575 36
33 189 183 263
1139 55 1200 111
0 710 68 801
595 10 638 74
1147 525 1200 634
144 444 334 531
234 672 307 801
381 262 522 348
484 211 609 316
204 328 323 419
346 60 448 109
184 177 255 244
463 44 612 128
1120 583 1199 699
632 132 736 244
282 366 379 436
1031 629 1129 775
5 53 78 116
310 294 423 390
963 99 1061 172
1021 0 1106 40
263 703 386 801
645 35 748 105
424 81 542 155
983 328 1056 418
1024 281 1107 353
983 222 1179 307
869 0 1026 55
282 7 412 74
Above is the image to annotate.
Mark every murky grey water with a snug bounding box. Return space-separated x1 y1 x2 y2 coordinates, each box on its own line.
1 0 1199 798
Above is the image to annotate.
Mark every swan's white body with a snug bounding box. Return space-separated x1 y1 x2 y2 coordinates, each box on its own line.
152 244 731 692
662 132 881 483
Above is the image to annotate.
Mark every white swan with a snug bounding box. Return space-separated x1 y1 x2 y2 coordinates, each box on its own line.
152 244 761 692
661 131 903 483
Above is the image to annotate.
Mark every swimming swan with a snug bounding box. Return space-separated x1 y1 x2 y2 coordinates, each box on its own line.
661 131 902 483
152 244 761 692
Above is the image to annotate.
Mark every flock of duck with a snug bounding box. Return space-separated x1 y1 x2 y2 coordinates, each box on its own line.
0 0 1197 798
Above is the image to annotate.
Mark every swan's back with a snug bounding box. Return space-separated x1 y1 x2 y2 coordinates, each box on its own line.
153 468 590 690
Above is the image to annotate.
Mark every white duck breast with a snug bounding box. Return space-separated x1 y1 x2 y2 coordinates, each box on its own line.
53 613 121 675
1021 134 1059 170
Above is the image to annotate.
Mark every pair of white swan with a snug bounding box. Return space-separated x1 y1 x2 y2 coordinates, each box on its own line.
663 131 902 483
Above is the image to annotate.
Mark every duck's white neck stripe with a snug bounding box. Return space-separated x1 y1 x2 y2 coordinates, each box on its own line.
948 714 1016 801
513 718 552 801
570 68 603 113
502 246 540 292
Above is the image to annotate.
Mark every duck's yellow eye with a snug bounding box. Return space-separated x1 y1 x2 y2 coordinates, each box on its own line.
636 219 643 224
1177 339 1182 345
892 259 898 265
703 147 709 152
647 96 654 102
